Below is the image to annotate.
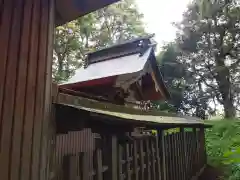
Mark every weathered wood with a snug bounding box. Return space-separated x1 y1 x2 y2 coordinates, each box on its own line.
2 1 26 180
159 130 166 180
150 137 156 180
180 128 186 180
0 0 54 180
199 127 207 165
80 152 90 180
95 149 103 180
171 134 176 180
145 138 151 180
63 155 78 180
125 143 131 180
139 139 145 180
189 131 195 178
0 0 23 179
179 131 185 180
176 133 181 180
155 135 161 180
118 144 123 180
105 135 118 180
177 132 184 180
133 140 139 180
0 0 14 131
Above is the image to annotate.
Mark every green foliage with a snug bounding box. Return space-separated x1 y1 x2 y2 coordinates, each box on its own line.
156 44 186 113
155 0 240 118
205 120 240 179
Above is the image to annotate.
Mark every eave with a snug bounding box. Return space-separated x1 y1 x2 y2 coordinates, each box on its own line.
56 0 120 26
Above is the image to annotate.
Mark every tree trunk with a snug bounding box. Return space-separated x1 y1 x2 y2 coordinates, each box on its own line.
215 60 236 119
223 99 236 119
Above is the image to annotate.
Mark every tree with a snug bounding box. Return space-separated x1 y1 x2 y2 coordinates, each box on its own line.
53 0 146 83
157 43 213 119
175 0 240 118
156 43 186 113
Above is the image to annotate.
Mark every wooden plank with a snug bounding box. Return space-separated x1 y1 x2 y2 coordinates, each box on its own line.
0 0 4 26
20 0 41 179
62 155 69 180
169 134 174 180
186 132 191 179
0 0 14 136
0 0 54 179
189 131 194 178
178 131 184 180
133 140 139 180
139 139 145 180
200 128 207 165
0 0 23 179
155 135 161 180
185 132 190 179
81 152 90 180
150 137 156 180
194 128 200 172
40 0 54 178
31 0 51 178
145 138 151 180
177 132 182 180
181 128 187 180
70 155 78 180
118 144 123 180
126 143 131 180
159 130 166 180
9 0 33 179
95 149 103 180
176 133 181 180
107 135 118 180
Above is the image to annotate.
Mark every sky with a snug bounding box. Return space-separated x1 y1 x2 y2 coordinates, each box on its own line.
136 0 191 48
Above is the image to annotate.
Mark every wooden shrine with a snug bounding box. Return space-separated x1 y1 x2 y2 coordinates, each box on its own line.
0 1 210 180
60 35 170 105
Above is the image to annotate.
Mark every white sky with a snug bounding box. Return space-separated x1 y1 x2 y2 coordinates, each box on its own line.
136 0 191 48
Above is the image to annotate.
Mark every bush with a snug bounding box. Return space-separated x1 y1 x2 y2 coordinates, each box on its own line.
205 120 240 180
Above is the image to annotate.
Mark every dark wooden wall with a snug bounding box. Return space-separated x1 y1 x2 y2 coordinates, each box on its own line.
0 0 55 180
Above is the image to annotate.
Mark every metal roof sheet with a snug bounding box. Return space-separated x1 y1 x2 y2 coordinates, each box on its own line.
61 47 153 85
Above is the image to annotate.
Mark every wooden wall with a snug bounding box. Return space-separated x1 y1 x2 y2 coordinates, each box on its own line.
55 129 96 180
0 0 55 180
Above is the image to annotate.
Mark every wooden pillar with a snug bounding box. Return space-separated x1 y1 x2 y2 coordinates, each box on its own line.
0 0 55 180
105 134 118 180
158 130 166 180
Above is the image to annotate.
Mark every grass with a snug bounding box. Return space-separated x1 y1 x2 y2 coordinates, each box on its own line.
205 119 240 180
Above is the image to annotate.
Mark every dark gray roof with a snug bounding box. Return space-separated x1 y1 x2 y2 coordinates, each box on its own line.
61 47 153 85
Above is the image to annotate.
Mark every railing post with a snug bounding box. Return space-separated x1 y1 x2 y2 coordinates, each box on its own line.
139 138 145 180
180 127 187 180
155 134 161 180
108 135 118 180
158 130 166 180
199 127 207 165
133 139 139 180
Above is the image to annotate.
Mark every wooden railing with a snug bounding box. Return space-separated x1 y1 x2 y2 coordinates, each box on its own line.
61 127 206 180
